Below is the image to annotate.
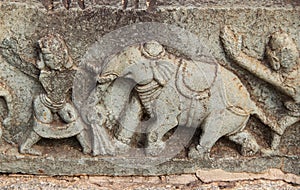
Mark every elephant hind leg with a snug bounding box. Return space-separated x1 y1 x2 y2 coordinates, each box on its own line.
190 109 251 158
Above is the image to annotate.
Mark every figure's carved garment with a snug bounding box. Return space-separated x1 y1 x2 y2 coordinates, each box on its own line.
39 70 76 106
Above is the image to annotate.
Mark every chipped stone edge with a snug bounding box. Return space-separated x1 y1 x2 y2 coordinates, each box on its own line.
196 168 300 185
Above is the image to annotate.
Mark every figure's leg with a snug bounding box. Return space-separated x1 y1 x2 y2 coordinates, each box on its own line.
19 130 42 155
122 0 128 9
77 0 85 9
134 0 139 9
33 95 53 124
0 121 2 139
284 101 300 117
76 132 91 154
261 115 300 156
58 103 78 123
146 0 156 10
229 130 260 156
41 0 54 10
62 0 71 9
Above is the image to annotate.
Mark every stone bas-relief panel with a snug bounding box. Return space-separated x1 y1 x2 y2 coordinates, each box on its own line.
0 1 299 176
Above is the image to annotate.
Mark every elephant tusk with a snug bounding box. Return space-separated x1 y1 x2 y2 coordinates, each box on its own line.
97 74 118 84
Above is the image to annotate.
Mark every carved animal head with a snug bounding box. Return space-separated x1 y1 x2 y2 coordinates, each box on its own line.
266 31 299 72
99 41 170 86
38 33 73 71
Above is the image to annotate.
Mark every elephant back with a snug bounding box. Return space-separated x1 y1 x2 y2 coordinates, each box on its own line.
218 66 256 115
175 59 218 100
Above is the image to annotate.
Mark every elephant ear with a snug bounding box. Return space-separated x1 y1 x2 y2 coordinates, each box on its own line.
151 60 176 86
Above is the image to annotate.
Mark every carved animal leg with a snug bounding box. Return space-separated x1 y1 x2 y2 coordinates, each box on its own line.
191 109 251 158
191 112 226 158
146 113 179 156
76 132 91 154
19 130 42 155
77 0 85 9
146 123 175 156
228 131 260 156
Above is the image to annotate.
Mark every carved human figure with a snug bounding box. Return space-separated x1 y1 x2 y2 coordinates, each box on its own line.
96 41 279 158
16 34 91 155
220 26 300 150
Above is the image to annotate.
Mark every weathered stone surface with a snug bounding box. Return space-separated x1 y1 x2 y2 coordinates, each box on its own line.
0 1 299 176
196 168 300 184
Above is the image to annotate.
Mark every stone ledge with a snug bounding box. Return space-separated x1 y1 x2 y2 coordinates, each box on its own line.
196 168 300 185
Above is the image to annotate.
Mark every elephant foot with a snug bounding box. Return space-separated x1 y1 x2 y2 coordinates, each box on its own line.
114 140 131 155
82 146 92 155
188 145 211 160
145 141 166 157
240 141 260 157
261 148 281 157
19 147 42 156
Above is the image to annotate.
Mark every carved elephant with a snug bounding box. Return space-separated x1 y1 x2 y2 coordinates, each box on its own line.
98 41 276 157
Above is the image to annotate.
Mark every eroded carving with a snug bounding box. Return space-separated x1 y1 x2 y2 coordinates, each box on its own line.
220 26 300 151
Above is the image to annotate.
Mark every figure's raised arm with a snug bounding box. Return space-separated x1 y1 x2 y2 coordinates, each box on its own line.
220 26 296 97
0 37 40 79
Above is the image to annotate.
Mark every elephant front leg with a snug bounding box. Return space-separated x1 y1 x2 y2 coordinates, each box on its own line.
146 121 176 157
145 107 179 156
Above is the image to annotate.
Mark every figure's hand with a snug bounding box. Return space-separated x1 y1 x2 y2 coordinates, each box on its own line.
0 37 18 50
220 26 243 60
0 37 40 78
0 38 18 58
